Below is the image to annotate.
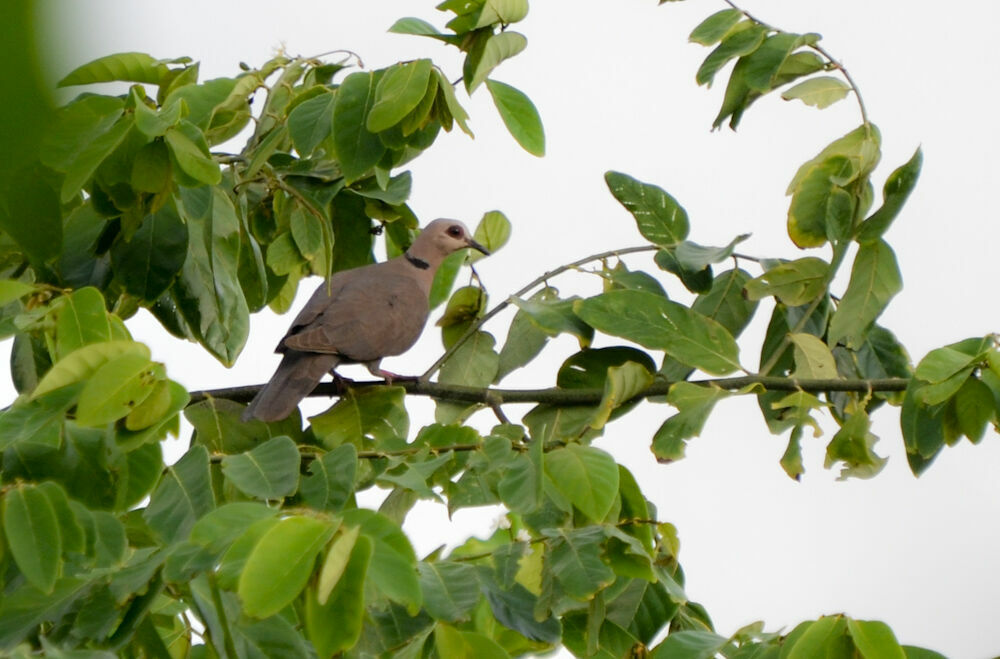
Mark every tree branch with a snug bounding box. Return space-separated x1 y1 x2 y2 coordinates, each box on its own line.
192 375 908 408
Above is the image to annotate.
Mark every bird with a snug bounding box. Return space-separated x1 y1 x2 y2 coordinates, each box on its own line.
242 218 489 422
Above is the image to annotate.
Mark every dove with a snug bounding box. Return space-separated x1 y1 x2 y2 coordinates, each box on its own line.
242 219 489 422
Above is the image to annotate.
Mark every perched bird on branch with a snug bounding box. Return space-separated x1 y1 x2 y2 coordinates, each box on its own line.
242 219 489 422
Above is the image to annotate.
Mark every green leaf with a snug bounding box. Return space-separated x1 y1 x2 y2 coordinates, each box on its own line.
187 397 300 453
317 525 359 604
496 288 557 380
239 515 336 618
575 289 741 375
3 484 61 593
486 79 545 156
828 240 902 349
309 386 409 449
590 361 654 430
744 257 828 306
54 287 115 359
497 434 543 514
111 196 188 302
435 625 510 659
654 248 713 294
652 383 729 463
287 90 335 156
60 115 133 202
689 9 743 46
478 0 530 26
856 148 923 243
900 382 944 475
464 31 528 94
418 561 480 622
436 331 500 424
0 385 78 452
74 351 161 427
510 293 593 348
651 630 730 658
847 618 906 659
787 124 881 195
787 155 856 248
481 580 561 643
333 71 386 183
470 209 512 262
164 120 221 185
143 444 215 543
189 502 279 555
790 332 838 379
434 68 473 136
825 411 887 480
545 444 619 522
221 436 300 500
131 139 172 193
41 95 125 172
913 337 991 383
690 268 757 337
306 534 372 656
173 186 249 365
782 76 851 109
389 17 445 37
300 444 358 512
131 88 182 137
695 22 768 87
546 527 615 600
742 32 803 92
786 615 849 659
0 280 35 306
340 509 421 611
604 171 689 246
368 59 434 132
58 52 171 87
672 234 750 272
954 377 994 443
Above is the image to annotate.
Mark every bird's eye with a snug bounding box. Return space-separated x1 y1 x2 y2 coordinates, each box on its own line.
447 226 462 237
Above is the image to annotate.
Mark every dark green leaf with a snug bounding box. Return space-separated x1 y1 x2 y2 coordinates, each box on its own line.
545 444 619 522
744 257 828 306
0 163 63 262
464 31 528 93
306 534 372 656
418 561 480 622
333 71 386 183
652 383 729 463
3 483 62 593
828 240 901 349
221 436 300 500
287 91 335 156
857 148 923 243
54 287 114 359
164 120 221 185
546 527 615 600
111 196 188 302
605 171 689 246
695 22 767 87
368 59 434 132
310 385 409 449
143 444 214 543
300 444 358 512
689 9 743 46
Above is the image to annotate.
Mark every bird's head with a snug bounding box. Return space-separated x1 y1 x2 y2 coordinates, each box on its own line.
409 218 490 266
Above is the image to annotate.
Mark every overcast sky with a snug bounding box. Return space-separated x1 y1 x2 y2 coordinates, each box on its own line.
23 1 1000 656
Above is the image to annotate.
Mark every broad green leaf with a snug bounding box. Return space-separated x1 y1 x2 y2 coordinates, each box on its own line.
0 385 79 452
418 561 480 622
689 9 743 46
742 32 803 92
434 68 473 136
221 436 300 500
787 156 856 248
690 268 757 336
825 411 887 480
216 517 280 589
487 79 545 156
590 361 654 430
239 515 336 618
900 382 944 475
41 95 124 171
58 52 171 87
498 433 543 514
436 625 510 659
287 90 335 156
131 87 182 137
847 618 906 659
510 293 593 348
436 331 500 424
464 31 528 94
54 287 114 359
604 171 689 246
340 509 421 611
651 630 730 658
478 0 530 26
368 59 434 132
782 76 851 109
672 234 750 272
744 257 828 306
173 186 249 365
546 527 615 600
164 120 221 185
954 377 994 442
545 444 619 522
352 171 412 205
60 115 133 202
695 22 768 87
306 534 372 656
3 483 61 593
130 139 172 193
901 647 948 659
189 502 279 555
857 148 923 243
74 351 161 427
828 240 902 349
604 261 668 297
0 579 90 649
143 444 215 543
111 196 188 302
35 482 83 555
187 396 301 453
654 247 713 294
575 289 741 375
790 333 838 379
389 17 445 37
913 337 992 383
310 386 409 449
73 504 128 568
0 280 35 306
497 288 556 380
333 71 386 183
469 209 512 264
300 444 358 512
787 124 881 195
652 383 729 463
480 580 561 643
317 525 360 604
785 615 849 659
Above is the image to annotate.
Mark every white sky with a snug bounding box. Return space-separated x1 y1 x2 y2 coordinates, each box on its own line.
21 1 1000 656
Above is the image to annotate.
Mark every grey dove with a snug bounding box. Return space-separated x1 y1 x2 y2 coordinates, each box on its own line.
242 219 489 422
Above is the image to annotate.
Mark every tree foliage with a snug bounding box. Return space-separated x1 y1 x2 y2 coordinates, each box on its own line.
0 0 994 657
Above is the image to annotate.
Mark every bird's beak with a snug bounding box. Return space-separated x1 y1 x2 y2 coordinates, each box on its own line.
466 238 490 255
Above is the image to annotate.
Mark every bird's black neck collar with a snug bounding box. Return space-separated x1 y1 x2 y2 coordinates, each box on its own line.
404 252 430 270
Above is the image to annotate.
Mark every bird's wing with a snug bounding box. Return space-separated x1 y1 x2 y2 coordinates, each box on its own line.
282 270 430 362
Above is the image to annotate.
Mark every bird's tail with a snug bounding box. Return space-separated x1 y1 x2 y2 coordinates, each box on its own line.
242 352 340 422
